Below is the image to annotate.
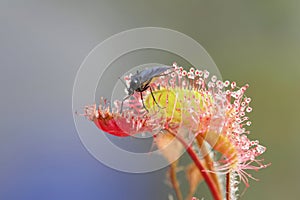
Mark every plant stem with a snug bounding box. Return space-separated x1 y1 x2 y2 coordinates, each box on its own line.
226 172 230 200
196 136 222 195
169 162 183 200
167 129 222 200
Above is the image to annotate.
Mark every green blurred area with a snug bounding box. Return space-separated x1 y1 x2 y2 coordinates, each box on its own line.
109 1 299 199
112 0 300 199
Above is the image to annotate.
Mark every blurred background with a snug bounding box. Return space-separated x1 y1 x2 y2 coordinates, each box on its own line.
1 0 299 199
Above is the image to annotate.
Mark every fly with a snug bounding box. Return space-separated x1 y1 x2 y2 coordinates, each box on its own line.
120 65 174 113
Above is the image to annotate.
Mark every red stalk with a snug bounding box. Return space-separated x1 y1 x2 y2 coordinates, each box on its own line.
226 172 230 200
167 129 222 200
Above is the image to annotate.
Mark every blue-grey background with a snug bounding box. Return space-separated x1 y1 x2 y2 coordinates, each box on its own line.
1 1 299 199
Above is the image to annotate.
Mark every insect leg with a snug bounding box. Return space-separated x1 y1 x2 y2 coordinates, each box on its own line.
118 77 128 89
140 92 149 112
149 86 164 109
120 95 131 113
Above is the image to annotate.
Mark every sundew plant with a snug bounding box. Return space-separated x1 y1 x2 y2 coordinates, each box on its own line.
83 63 270 200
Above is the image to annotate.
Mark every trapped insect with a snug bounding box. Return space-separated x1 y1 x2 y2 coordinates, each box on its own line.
120 65 175 113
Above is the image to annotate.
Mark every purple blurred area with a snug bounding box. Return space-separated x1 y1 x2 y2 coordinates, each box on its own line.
0 1 169 199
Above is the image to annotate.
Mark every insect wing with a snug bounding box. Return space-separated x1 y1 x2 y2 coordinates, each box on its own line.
137 66 173 83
